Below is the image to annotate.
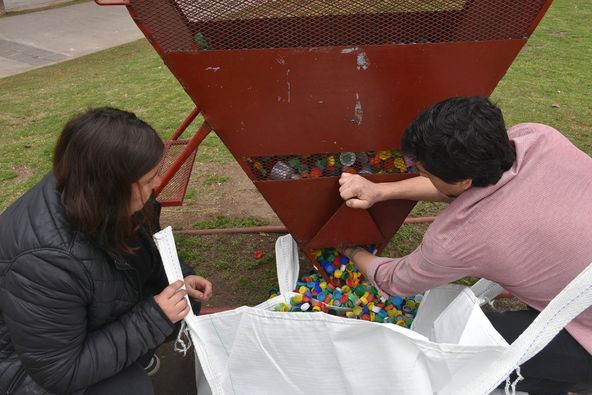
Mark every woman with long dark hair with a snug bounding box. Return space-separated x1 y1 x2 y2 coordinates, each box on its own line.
0 107 212 394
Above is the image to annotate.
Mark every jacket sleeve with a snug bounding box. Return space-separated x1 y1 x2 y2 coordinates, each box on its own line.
0 248 175 393
149 195 195 278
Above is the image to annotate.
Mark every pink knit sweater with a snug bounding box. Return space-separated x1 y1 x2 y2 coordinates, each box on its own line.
367 123 592 354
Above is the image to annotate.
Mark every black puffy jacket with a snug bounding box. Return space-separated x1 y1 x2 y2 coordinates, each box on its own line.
0 174 190 394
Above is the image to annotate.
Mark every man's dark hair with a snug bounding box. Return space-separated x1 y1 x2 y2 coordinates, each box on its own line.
402 96 516 187
53 107 164 254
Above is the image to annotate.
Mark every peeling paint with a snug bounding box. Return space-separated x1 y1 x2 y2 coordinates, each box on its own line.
286 69 291 103
357 52 369 70
205 66 220 72
276 56 286 65
341 47 359 54
353 92 363 125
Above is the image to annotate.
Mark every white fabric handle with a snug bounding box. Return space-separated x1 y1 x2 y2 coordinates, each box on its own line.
444 262 592 395
153 226 193 314
471 278 505 306
274 234 300 294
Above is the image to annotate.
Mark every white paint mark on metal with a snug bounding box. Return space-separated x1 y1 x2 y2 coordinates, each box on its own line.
353 92 363 125
357 52 369 70
276 56 286 64
286 69 291 103
341 47 358 54
205 66 220 72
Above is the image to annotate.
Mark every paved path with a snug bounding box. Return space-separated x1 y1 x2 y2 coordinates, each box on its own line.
0 1 143 79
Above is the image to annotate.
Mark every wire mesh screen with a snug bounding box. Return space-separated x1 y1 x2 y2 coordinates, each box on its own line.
246 150 415 181
131 0 548 52
157 140 197 206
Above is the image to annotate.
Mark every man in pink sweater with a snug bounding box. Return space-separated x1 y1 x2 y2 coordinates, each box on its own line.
340 97 592 394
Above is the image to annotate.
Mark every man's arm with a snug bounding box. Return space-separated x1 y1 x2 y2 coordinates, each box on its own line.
338 173 449 209
344 240 470 297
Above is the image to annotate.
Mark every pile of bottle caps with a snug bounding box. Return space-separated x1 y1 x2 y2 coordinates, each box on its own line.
272 248 422 328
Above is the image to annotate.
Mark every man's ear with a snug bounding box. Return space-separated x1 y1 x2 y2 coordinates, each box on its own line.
457 178 473 192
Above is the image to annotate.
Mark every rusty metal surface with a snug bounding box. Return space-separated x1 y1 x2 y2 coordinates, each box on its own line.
162 41 525 157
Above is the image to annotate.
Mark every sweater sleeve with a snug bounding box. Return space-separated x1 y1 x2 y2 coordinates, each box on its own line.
0 249 174 394
366 236 471 297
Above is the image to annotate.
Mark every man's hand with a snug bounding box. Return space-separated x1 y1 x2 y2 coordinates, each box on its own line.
184 275 213 302
154 280 190 324
338 173 382 209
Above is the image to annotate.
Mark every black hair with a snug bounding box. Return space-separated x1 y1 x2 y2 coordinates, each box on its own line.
53 107 164 253
402 96 515 187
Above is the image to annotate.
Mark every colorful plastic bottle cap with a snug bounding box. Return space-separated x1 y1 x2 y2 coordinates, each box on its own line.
339 152 356 166
378 150 392 161
310 166 323 178
359 165 372 175
354 285 367 297
270 160 295 180
356 151 369 165
391 295 404 306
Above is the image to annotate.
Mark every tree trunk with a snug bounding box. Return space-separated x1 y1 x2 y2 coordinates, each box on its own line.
0 0 5 16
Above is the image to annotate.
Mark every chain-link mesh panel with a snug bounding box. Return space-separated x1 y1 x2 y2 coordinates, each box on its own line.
247 150 415 181
132 0 547 52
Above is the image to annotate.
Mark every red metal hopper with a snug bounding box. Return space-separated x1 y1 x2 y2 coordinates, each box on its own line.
99 0 553 281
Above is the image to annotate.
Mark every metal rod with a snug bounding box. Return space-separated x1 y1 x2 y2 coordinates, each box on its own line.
404 216 437 223
173 216 436 236
94 0 130 5
169 107 200 141
175 225 286 235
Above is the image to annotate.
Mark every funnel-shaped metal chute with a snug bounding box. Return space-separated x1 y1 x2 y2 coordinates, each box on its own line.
125 0 553 280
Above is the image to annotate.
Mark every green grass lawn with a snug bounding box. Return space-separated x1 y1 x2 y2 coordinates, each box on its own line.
0 0 590 302
492 0 592 153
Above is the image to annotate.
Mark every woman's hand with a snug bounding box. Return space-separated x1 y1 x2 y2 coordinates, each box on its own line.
154 280 190 324
184 275 213 302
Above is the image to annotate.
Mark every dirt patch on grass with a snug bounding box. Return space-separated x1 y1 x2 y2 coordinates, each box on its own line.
160 161 280 230
15 165 34 182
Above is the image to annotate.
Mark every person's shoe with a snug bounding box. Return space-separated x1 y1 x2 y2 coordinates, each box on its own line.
143 354 161 376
